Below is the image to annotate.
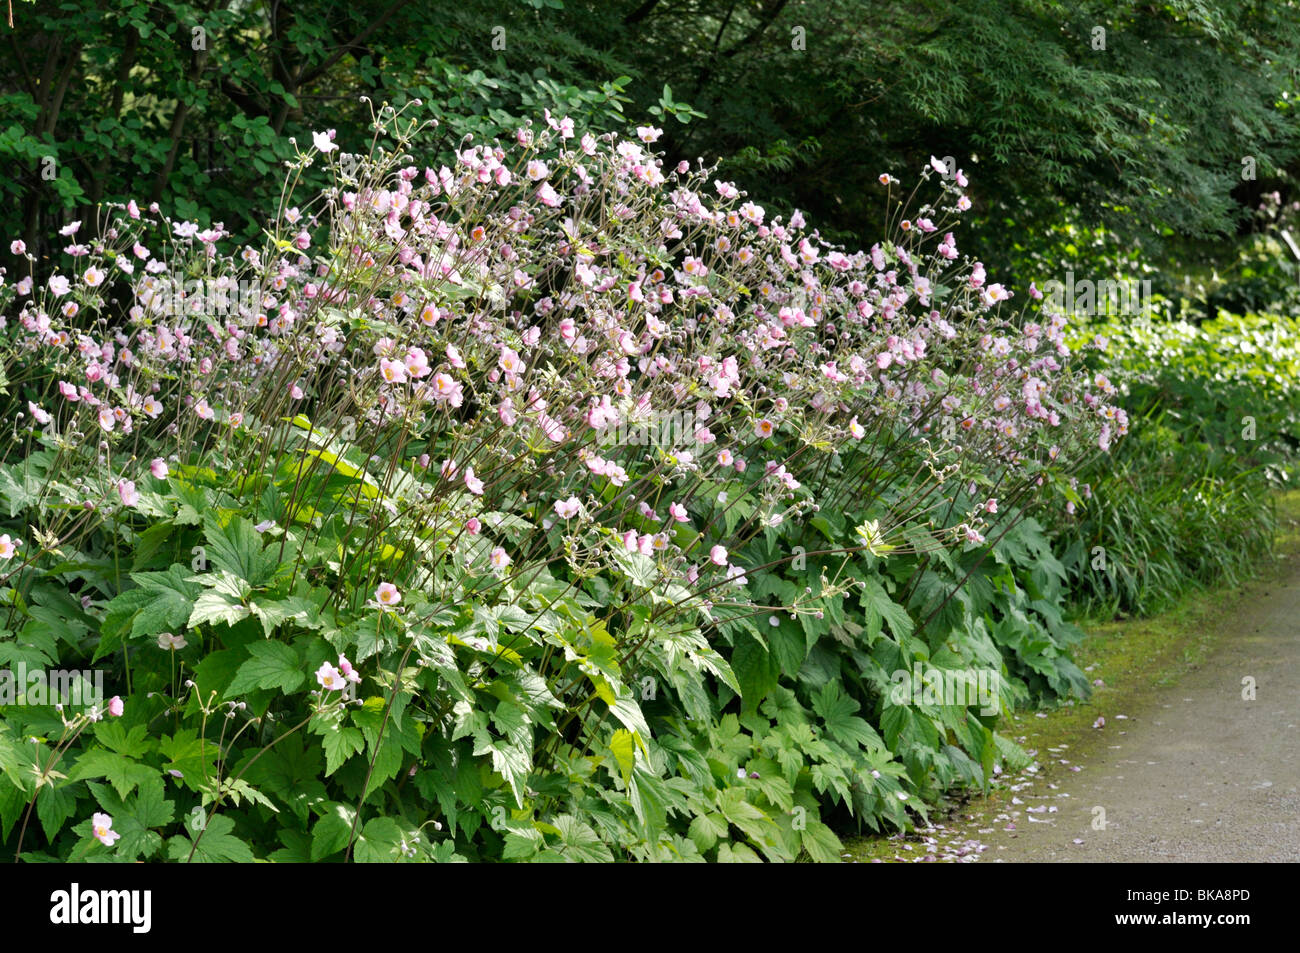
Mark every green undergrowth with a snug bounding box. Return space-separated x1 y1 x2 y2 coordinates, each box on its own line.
841 488 1300 861
1058 313 1296 617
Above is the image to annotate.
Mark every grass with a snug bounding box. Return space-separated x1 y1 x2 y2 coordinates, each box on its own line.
839 487 1300 862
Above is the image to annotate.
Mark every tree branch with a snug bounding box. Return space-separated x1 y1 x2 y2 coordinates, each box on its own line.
6 32 35 97
692 1 738 99
295 0 415 89
151 45 209 204
722 0 789 57
87 27 139 211
622 0 661 26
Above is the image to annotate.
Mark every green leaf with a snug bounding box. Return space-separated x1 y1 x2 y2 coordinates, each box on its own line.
799 818 845 863
503 830 543 860
68 749 157 800
627 766 669 834
353 816 406 863
106 565 201 642
129 520 179 571
609 729 636 783
192 649 243 701
0 464 42 515
169 479 208 526
859 577 913 643
203 514 281 588
86 777 174 861
188 590 252 630
605 694 650 746
688 812 727 853
35 783 78 844
158 730 218 787
855 519 897 557
269 828 314 862
94 590 146 657
767 616 811 676
473 734 531 807
811 681 884 751
225 641 304 696
94 721 155 759
168 812 255 862
250 595 322 637
730 632 779 712
240 736 326 823
549 814 614 862
310 802 357 860
319 723 364 776
360 730 406 800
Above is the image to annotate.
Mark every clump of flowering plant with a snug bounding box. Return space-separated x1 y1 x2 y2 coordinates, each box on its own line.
0 101 1121 861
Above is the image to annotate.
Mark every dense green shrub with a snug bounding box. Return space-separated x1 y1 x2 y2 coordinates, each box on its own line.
725 496 1088 836
1053 313 1293 616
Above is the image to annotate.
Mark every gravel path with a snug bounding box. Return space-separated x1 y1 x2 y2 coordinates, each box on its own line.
979 562 1300 862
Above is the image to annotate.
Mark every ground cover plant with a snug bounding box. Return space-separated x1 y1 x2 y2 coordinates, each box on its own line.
0 106 1125 861
1055 312 1296 616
